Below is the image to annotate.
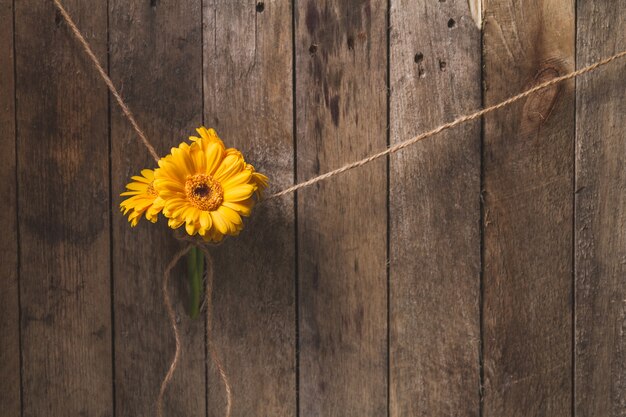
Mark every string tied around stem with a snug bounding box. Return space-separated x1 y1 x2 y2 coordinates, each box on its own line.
158 242 232 417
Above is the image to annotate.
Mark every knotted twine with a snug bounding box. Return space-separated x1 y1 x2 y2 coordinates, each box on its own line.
51 0 626 415
159 243 232 417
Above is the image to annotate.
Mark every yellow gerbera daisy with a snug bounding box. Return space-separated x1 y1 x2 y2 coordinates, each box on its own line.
120 169 165 226
154 128 267 242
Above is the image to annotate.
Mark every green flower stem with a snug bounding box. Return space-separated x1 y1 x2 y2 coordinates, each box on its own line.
186 246 204 319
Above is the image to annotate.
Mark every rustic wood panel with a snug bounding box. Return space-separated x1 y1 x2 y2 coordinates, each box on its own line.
295 0 388 415
202 0 295 415
109 1 205 416
0 0 20 414
482 1 575 416
6 1 626 416
389 0 481 416
14 1 113 416
575 2 626 416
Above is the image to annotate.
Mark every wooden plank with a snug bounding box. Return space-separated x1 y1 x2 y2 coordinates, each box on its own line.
14 0 112 416
389 0 481 416
0 0 20 414
109 1 205 416
482 1 574 416
295 0 387 415
575 2 626 416
202 0 295 416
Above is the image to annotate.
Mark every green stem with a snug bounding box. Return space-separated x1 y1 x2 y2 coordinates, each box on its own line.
186 247 204 319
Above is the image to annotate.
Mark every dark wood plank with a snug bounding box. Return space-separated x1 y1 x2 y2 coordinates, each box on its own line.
482 1 574 415
202 0 295 416
389 1 481 416
0 0 20 414
295 0 387 415
14 0 112 415
109 1 205 416
575 2 626 416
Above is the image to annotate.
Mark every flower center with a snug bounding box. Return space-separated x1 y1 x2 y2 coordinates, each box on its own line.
184 174 224 211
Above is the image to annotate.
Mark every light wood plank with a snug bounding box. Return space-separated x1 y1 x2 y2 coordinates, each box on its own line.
482 1 574 415
109 1 205 416
575 1 626 416
15 0 112 415
203 0 296 415
295 0 388 415
389 0 481 415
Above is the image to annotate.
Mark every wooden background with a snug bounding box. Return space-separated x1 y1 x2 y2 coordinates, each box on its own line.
1 0 624 416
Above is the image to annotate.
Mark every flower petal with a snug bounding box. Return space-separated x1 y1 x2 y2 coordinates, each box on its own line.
210 211 229 234
223 184 255 202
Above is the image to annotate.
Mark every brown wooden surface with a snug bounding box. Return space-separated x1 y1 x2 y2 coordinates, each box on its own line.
14 0 113 416
2 1 626 417
202 0 296 416
575 1 626 416
482 0 575 416
0 0 19 415
295 0 388 415
389 1 481 416
109 1 206 416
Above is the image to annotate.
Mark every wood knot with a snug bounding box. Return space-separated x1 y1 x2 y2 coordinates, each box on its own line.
521 66 562 134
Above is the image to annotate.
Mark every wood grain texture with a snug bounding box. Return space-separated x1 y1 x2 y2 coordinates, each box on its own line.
295 0 387 415
109 1 205 416
389 0 481 416
203 0 296 416
0 0 20 414
14 0 112 416
575 2 626 416
482 1 574 416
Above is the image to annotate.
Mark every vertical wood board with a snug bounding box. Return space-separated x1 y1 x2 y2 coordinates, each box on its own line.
203 0 296 415
15 0 113 415
575 1 626 416
389 0 482 416
295 0 388 415
482 1 575 416
0 0 20 414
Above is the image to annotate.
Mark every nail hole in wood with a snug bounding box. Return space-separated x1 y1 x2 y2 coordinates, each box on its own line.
256 2 265 13
414 52 424 63
347 36 355 50
448 18 456 28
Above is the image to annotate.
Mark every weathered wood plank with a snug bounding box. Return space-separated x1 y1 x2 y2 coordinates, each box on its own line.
295 0 388 415
575 2 626 416
109 1 205 416
0 0 20 414
202 0 295 415
389 0 481 416
482 1 574 416
15 0 112 415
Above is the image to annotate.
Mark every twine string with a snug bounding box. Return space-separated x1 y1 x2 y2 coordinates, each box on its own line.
157 243 232 417
157 245 193 417
267 49 626 199
53 0 625 199
198 245 233 417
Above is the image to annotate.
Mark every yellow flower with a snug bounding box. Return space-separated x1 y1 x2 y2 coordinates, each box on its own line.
154 128 267 242
120 169 165 227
